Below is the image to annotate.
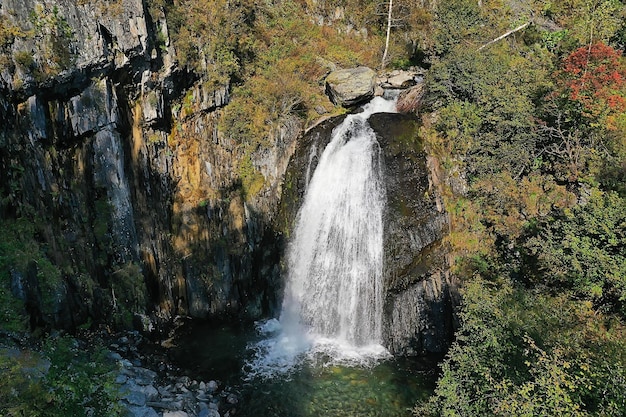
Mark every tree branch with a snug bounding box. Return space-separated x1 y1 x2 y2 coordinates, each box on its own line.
477 21 531 51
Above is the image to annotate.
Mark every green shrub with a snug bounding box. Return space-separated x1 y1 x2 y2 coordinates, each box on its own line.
0 336 122 417
0 219 63 332
13 50 34 69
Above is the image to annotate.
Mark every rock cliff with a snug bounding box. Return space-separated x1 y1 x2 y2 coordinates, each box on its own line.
1 0 455 354
0 0 297 329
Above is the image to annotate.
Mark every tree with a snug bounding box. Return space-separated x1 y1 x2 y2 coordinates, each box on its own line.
540 42 626 182
523 189 626 316
381 0 393 67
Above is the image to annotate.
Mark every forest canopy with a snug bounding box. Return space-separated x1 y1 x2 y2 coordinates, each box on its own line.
414 0 626 415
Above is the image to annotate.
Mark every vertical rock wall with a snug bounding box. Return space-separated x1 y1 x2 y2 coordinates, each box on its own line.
0 0 297 329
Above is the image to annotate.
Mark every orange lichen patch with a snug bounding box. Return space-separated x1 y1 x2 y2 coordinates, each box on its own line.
131 101 144 163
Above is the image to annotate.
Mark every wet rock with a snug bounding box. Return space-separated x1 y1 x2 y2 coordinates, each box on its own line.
325 67 376 107
68 78 118 136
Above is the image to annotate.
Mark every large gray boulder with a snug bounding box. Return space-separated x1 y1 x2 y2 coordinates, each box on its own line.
325 66 376 107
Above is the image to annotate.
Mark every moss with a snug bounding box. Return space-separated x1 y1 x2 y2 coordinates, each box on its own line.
0 335 122 417
111 262 147 328
147 132 162 143
0 274 28 332
239 152 266 199
29 4 76 78
13 51 34 69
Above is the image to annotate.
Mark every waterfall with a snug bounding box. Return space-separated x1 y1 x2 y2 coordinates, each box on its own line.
247 97 396 378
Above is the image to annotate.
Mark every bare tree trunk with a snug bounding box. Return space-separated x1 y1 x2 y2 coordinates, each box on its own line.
382 0 393 68
477 21 530 51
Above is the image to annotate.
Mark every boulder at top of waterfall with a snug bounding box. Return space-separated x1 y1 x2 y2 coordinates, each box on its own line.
325 67 376 107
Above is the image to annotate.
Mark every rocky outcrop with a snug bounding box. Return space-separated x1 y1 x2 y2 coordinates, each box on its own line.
376 69 423 89
0 0 449 356
280 111 457 356
369 113 456 355
324 66 376 107
0 0 296 330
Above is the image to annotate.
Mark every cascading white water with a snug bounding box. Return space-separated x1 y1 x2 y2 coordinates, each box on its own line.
246 97 396 378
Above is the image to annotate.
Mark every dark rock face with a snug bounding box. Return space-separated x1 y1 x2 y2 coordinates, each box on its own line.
370 113 457 355
0 0 294 330
280 112 457 355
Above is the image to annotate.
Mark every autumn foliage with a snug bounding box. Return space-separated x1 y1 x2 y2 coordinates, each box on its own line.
559 42 626 127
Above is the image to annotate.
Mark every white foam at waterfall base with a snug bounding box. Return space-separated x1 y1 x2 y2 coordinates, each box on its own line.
245 97 396 380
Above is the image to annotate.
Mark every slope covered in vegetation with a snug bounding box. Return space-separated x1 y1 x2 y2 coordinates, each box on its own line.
413 0 626 415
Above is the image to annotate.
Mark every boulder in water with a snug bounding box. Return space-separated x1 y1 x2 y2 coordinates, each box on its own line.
325 67 376 107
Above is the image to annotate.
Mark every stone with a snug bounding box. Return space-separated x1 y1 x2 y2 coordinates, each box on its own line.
147 401 181 411
383 71 417 88
124 390 147 407
133 367 158 385
122 380 159 402
126 406 159 417
325 67 376 107
163 411 189 417
206 380 218 392
226 393 238 405
115 374 129 384
139 384 159 400
199 405 220 417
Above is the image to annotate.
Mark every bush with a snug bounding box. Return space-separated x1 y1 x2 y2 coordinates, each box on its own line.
0 336 122 417
13 50 34 69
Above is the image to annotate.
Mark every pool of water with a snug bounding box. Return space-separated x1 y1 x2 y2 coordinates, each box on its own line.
165 320 440 417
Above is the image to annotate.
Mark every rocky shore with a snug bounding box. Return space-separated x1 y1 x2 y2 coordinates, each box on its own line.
110 332 240 417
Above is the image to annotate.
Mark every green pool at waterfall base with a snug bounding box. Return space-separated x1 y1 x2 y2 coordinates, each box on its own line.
166 321 439 417
241 359 436 417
